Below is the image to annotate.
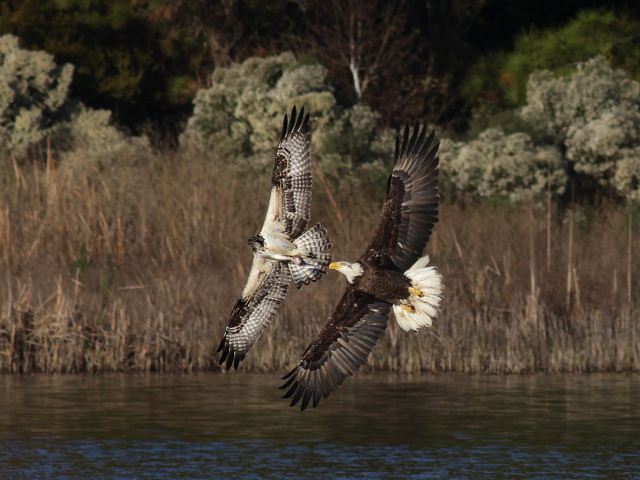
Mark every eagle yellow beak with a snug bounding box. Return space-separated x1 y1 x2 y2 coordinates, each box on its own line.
329 262 340 270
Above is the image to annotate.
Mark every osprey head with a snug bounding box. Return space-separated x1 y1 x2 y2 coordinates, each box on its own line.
248 234 265 253
329 261 364 284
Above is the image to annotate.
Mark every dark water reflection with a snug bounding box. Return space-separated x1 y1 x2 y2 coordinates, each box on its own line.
0 373 638 479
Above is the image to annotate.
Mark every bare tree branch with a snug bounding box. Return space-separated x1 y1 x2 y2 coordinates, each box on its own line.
306 0 414 102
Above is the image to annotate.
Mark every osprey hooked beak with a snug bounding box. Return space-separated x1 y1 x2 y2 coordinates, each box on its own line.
248 234 265 253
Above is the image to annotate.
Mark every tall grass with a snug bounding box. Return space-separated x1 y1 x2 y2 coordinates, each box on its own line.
0 150 638 373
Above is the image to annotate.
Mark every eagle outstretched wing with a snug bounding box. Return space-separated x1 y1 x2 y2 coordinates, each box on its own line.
364 124 439 271
279 287 390 410
217 256 290 370
263 105 312 239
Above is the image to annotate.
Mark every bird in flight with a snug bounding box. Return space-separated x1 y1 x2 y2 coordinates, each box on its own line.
218 106 332 370
280 123 443 410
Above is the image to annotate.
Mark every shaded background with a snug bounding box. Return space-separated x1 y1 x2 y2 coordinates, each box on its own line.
1 0 639 137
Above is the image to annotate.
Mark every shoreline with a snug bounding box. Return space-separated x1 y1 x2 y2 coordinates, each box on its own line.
2 157 638 376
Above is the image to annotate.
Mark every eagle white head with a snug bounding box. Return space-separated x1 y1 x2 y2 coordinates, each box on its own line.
329 261 364 284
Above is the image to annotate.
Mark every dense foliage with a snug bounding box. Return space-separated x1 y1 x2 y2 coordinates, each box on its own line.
0 34 149 168
2 1 638 132
3 32 639 203
464 10 640 111
440 129 565 201
0 0 185 132
1 3 639 203
444 56 640 201
0 35 74 154
182 52 393 177
523 56 640 200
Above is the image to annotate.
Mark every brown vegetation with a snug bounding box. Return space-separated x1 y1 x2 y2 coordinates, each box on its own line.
0 151 638 374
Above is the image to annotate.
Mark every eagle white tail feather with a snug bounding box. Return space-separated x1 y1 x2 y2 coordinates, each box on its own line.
393 255 443 332
289 224 332 288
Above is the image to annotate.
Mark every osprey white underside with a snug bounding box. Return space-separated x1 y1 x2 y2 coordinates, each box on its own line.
258 188 304 261
242 205 305 299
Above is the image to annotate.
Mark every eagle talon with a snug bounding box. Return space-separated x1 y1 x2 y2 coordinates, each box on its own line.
400 304 415 313
409 286 423 297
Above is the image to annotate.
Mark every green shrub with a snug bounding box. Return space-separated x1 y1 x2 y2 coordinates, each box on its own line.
58 106 151 175
440 128 565 201
449 55 640 202
0 0 186 129
523 56 640 200
0 34 74 154
0 34 149 167
181 52 394 174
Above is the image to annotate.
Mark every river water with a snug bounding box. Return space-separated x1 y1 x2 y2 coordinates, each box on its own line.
0 373 638 479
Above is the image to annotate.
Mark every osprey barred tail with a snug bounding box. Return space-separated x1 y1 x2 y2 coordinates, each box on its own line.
217 106 333 370
281 122 442 410
290 224 332 287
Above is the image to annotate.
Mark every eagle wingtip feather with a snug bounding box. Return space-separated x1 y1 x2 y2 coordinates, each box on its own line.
289 386 305 407
300 391 312 411
281 366 298 380
394 136 400 164
283 381 299 399
216 337 225 353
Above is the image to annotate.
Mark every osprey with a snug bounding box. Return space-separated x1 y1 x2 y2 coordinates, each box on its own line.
218 106 332 370
280 123 443 410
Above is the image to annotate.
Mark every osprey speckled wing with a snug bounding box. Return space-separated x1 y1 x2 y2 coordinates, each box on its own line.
217 106 333 370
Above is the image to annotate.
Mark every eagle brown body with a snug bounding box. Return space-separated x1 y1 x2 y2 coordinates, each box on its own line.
350 263 411 302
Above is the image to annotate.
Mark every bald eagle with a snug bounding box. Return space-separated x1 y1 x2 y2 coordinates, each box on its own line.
217 106 332 370
280 123 443 410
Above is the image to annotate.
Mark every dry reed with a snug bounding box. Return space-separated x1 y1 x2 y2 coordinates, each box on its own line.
0 150 638 373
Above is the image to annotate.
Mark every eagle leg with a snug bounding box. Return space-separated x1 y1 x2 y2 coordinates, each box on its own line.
400 304 415 313
409 286 424 297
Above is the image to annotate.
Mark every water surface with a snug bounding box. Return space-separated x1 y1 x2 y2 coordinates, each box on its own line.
0 373 638 479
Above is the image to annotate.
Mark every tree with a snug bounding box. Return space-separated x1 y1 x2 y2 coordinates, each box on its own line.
144 0 303 83
0 34 149 166
181 52 393 175
464 9 640 111
303 0 488 129
523 56 640 200
0 0 187 132
0 34 74 154
440 128 565 201
442 55 640 202
146 0 242 73
305 0 414 103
